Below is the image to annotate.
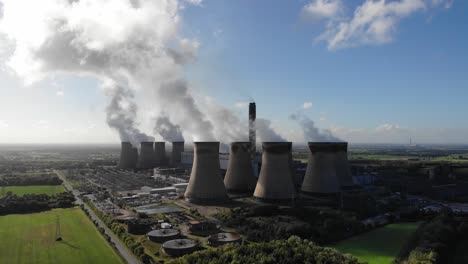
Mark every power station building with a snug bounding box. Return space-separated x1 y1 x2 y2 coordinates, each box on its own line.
224 142 257 193
184 142 228 203
253 142 296 202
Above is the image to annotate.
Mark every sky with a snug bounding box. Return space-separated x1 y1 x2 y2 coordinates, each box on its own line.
0 0 467 144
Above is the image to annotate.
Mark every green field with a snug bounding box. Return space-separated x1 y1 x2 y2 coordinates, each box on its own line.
0 185 66 197
333 222 420 264
0 207 124 264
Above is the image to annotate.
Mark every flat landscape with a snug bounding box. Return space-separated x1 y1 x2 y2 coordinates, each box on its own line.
333 222 420 264
0 185 66 197
0 207 124 264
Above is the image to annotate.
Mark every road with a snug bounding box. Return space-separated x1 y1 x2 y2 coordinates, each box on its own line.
55 170 140 264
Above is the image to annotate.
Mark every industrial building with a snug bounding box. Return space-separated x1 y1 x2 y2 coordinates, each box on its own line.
253 142 296 202
184 142 228 203
224 142 257 193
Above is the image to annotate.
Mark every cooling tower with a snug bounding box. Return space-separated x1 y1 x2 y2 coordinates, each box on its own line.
253 142 296 202
184 142 228 203
224 142 257 193
301 142 345 194
154 142 167 167
118 142 134 169
130 147 138 169
334 142 354 187
171 142 184 166
137 142 155 169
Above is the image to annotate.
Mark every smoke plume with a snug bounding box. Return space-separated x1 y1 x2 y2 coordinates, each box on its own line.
256 118 286 142
153 113 184 142
290 113 341 142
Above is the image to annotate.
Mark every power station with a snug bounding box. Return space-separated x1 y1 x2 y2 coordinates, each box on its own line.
224 142 257 193
253 142 296 202
184 142 228 203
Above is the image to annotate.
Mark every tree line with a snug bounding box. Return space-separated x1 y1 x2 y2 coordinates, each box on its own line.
0 174 62 186
0 192 75 215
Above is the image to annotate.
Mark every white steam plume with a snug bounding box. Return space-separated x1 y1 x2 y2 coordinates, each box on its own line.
290 113 341 142
0 0 217 143
256 118 286 142
153 113 184 142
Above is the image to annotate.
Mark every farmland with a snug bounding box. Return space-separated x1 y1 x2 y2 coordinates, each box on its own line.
0 207 124 264
333 222 420 264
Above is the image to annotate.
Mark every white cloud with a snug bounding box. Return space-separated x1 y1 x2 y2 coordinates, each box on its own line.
302 0 343 21
184 0 203 6
234 101 249 109
56 90 64 96
309 0 453 50
302 102 313 109
213 28 223 39
0 120 9 127
319 117 327 122
375 123 403 132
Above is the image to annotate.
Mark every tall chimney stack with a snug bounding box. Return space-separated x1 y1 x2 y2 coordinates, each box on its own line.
249 102 258 176
224 142 257 193
137 142 155 169
253 142 296 202
171 142 184 166
184 142 227 203
301 142 344 194
154 142 167 167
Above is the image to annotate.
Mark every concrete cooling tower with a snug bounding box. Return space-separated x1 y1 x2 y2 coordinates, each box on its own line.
171 142 184 166
154 142 167 167
130 147 138 169
253 142 296 202
184 142 228 204
118 142 134 169
224 142 257 193
301 142 352 194
334 142 354 187
137 142 155 169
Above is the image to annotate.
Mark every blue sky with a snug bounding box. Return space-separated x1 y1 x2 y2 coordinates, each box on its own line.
0 0 467 144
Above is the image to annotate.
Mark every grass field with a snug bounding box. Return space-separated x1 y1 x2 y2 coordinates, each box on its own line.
0 207 124 264
333 222 420 264
0 185 66 197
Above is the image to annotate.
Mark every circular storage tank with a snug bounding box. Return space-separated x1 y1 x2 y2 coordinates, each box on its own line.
162 239 198 257
147 229 180 243
208 232 242 246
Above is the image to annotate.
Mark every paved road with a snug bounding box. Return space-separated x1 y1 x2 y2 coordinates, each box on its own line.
55 170 140 264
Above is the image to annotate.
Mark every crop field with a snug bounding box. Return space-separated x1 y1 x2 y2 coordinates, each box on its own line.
0 185 66 197
0 207 124 264
333 222 420 264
